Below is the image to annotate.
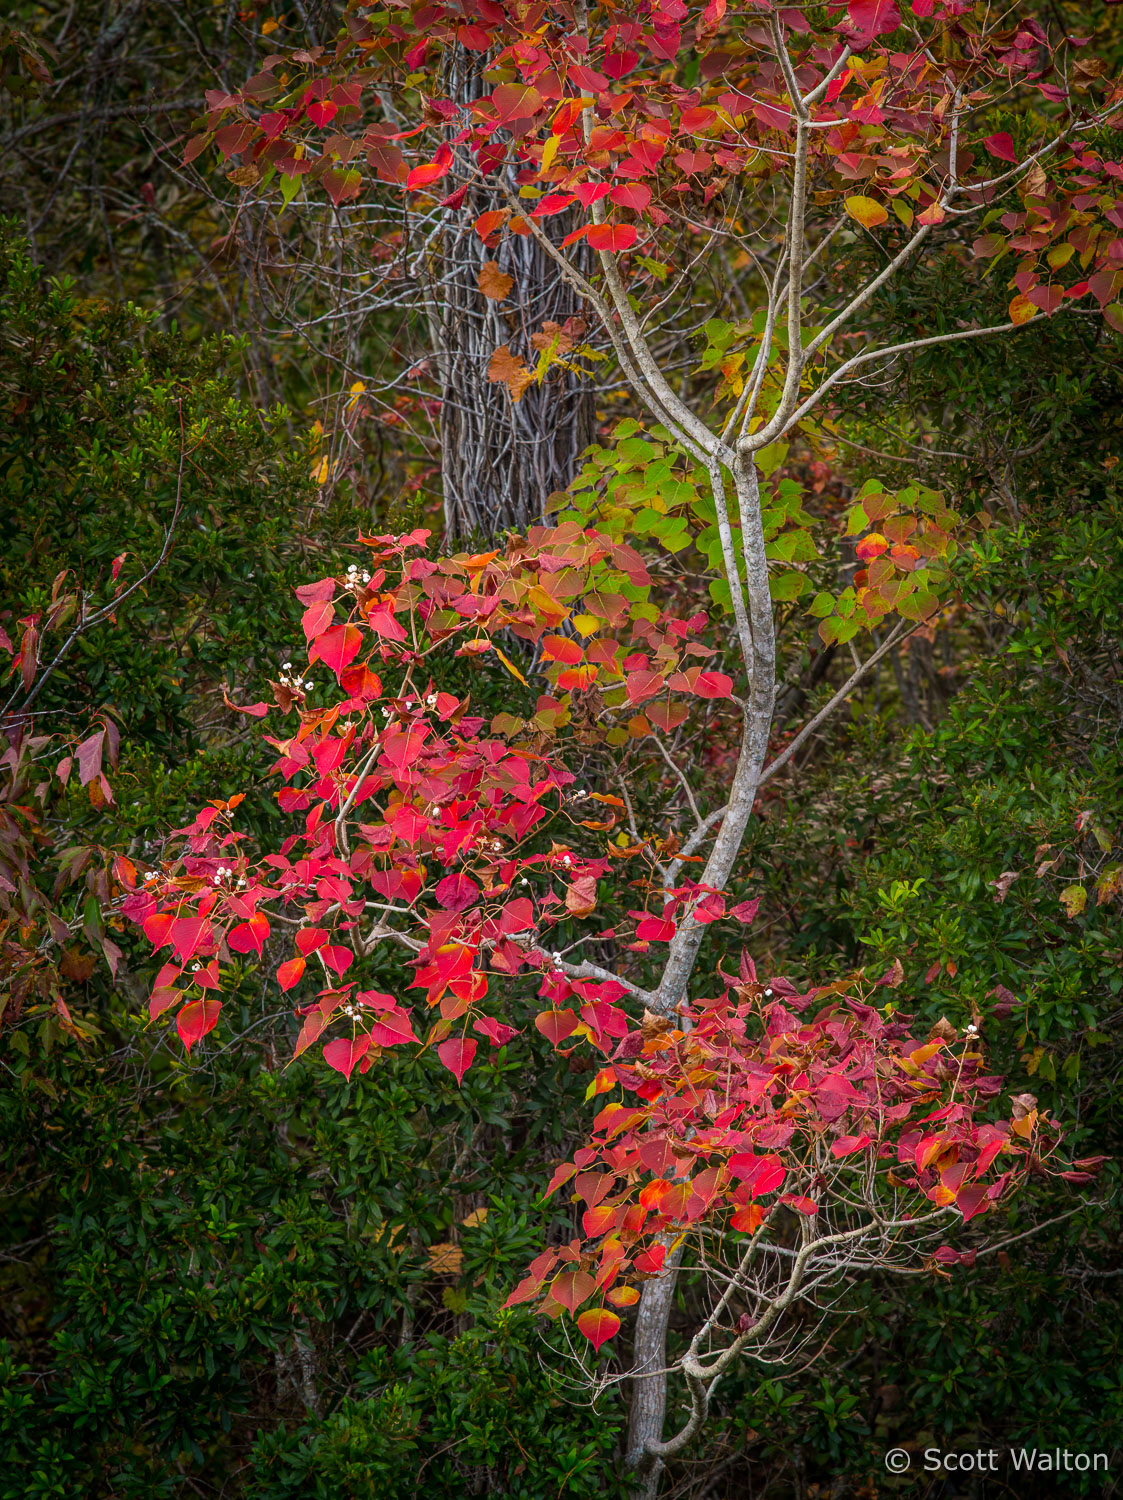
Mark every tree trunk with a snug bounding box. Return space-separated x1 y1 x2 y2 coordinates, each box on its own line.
435 205 595 538
434 49 595 539
625 1241 684 1499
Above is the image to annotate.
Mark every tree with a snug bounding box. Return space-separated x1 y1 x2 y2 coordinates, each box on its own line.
8 0 1110 1490
140 1 1123 1485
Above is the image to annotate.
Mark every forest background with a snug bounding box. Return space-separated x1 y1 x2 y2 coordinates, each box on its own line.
1 2 1121 1497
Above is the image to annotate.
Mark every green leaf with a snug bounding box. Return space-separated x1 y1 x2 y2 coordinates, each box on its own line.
769 571 808 602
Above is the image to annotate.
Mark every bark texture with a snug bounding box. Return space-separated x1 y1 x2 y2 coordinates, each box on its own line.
434 207 595 538
625 1240 685 1499
434 49 595 539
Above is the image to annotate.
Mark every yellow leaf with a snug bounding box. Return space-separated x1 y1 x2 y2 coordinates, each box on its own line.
460 1206 489 1227
262 17 279 35
844 194 889 229
493 646 529 686
425 1242 464 1276
572 613 599 637
1008 295 1037 326
539 133 560 176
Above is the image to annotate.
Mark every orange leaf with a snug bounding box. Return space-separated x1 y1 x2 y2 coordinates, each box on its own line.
487 344 535 403
474 208 510 241
478 260 515 301
587 223 638 253
730 1203 766 1234
855 533 889 560
576 1306 621 1351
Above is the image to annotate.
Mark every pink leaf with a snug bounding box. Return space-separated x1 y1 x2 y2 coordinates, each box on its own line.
434 872 480 912
323 1034 372 1080
475 1015 521 1047
847 0 900 36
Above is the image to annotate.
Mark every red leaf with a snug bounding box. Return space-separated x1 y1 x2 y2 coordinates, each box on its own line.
306 100 338 128
320 944 354 976
434 872 480 911
831 1134 873 1158
855 533 889 559
475 208 510 240
582 1204 618 1237
730 1203 766 1234
177 998 221 1053
647 701 688 733
541 634 583 665
609 183 651 212
170 916 209 963
577 1306 621 1351
625 669 664 704
437 1036 477 1084
544 1160 577 1198
781 1194 818 1215
323 1034 372 1080
533 193 576 217
983 132 1018 164
956 1183 990 1223
368 1009 418 1047
549 1268 597 1313
311 623 362 679
223 691 269 718
693 671 730 699
295 578 335 604
367 605 408 641
296 927 328 956
227 913 270 955
406 144 452 190
75 730 104 786
636 915 675 941
302 598 334 640
492 83 544 124
144 912 174 949
633 1244 666 1274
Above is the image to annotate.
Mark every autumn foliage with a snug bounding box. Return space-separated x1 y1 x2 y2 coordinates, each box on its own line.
124 523 1095 1355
